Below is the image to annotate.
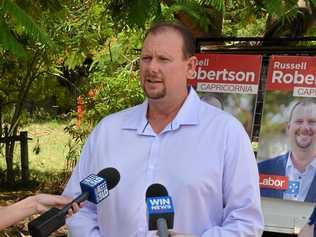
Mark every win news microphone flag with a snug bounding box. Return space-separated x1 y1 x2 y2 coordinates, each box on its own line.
145 183 174 237
28 167 120 237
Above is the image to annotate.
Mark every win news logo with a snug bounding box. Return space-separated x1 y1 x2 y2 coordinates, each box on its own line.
146 196 174 214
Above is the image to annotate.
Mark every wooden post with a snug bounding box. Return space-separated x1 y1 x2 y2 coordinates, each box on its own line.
4 126 14 185
20 131 29 183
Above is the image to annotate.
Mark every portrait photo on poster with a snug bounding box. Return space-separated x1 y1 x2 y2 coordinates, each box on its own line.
191 53 263 139
257 55 316 203
198 92 256 138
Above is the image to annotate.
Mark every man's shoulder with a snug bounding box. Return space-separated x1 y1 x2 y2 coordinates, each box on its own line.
258 153 288 171
94 104 143 130
105 104 142 120
200 100 239 124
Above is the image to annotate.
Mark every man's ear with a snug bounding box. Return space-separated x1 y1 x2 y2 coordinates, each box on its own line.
186 56 197 79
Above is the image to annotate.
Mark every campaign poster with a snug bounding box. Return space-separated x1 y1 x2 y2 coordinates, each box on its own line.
257 55 316 203
189 53 262 138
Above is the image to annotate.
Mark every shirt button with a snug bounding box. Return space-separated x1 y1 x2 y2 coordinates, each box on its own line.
298 176 302 179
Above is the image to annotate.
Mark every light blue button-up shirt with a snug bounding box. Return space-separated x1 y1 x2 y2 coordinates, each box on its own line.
284 153 316 201
63 89 263 237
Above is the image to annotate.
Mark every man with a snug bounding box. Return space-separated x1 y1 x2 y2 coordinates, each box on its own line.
258 99 316 202
0 193 80 230
63 22 263 236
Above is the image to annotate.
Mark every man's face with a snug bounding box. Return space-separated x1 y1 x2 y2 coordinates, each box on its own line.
288 103 316 152
140 29 196 101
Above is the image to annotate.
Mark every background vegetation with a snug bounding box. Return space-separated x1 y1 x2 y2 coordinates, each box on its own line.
1 0 316 235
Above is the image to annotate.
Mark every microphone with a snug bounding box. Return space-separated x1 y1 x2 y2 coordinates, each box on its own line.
145 183 174 237
28 167 120 237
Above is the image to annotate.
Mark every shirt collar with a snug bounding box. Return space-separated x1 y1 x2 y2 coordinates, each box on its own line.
287 152 316 172
121 87 200 134
286 153 293 169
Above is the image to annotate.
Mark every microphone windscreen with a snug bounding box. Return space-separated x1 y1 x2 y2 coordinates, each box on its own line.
97 167 120 190
146 183 168 198
145 183 174 231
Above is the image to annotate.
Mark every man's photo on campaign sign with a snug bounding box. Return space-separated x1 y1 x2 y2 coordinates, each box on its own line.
188 53 262 138
257 55 316 203
199 92 256 138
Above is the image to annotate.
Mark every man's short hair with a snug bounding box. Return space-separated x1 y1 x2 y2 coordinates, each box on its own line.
144 22 195 59
289 98 316 122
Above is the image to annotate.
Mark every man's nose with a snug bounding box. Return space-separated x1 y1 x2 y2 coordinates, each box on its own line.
300 122 312 132
148 59 159 72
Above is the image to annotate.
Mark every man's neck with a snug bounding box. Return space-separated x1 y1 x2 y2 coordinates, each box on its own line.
291 151 315 172
147 95 187 134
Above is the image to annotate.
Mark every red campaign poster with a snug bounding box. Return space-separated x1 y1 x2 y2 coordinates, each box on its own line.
266 55 316 96
189 53 262 138
257 55 316 203
188 53 262 94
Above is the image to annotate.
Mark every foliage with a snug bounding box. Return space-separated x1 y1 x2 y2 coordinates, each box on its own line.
223 1 267 36
106 0 316 37
1 0 316 186
0 0 52 58
65 28 145 142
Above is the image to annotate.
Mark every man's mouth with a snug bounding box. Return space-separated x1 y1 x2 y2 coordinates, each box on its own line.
146 78 162 83
296 130 313 137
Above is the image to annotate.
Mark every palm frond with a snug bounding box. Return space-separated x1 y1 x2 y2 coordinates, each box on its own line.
169 1 211 32
0 16 28 58
310 0 316 6
263 0 299 20
3 0 51 46
127 0 162 28
197 0 225 12
108 0 162 29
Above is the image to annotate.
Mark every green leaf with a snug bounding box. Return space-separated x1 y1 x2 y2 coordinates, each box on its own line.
197 0 225 11
3 0 52 47
311 0 316 6
0 16 28 58
169 1 211 32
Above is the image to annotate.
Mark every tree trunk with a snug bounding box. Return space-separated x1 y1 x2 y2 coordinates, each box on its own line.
4 126 15 185
0 104 2 137
0 104 3 156
5 53 42 186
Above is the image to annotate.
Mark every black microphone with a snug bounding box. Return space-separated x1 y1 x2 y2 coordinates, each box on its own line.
145 183 174 237
28 167 120 237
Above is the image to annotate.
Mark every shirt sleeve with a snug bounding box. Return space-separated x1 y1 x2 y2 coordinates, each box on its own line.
62 136 103 237
201 120 264 237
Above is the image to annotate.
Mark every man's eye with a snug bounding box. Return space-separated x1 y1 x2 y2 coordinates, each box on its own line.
141 56 151 62
309 120 316 125
159 57 170 62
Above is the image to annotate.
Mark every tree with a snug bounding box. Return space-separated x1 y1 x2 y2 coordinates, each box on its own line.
2 0 316 186
0 1 146 184
0 0 51 58
47 0 316 144
0 0 63 185
106 0 316 39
